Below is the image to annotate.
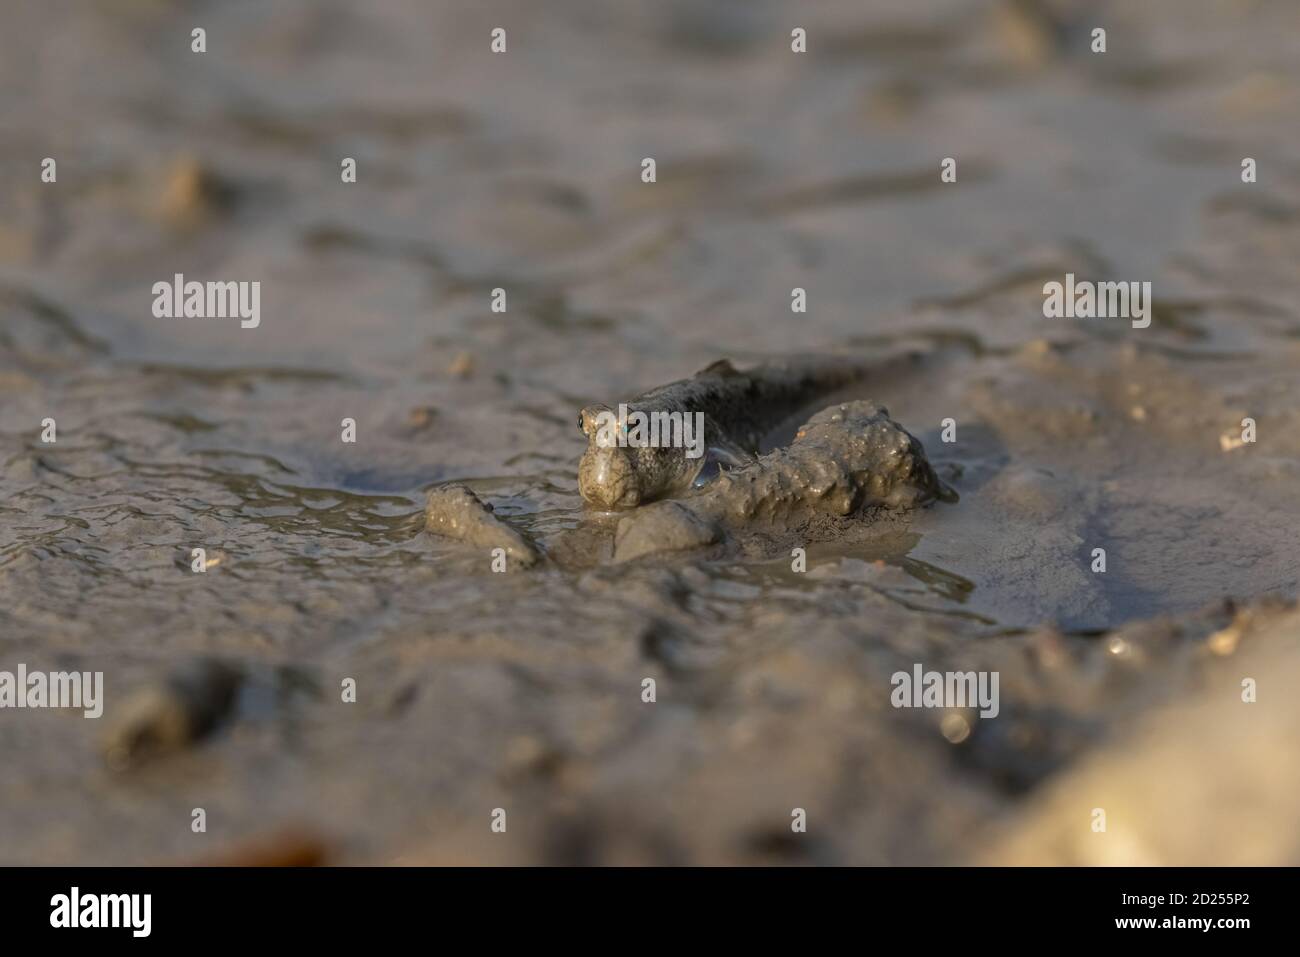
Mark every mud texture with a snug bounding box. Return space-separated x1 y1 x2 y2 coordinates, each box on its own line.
2 0 1299 865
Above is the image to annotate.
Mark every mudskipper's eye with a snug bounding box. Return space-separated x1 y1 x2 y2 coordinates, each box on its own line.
577 412 586 432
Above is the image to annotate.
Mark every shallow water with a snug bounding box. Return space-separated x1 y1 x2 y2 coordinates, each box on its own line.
2 0 1298 864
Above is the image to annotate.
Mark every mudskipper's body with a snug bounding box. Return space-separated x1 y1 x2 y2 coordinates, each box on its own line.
577 358 868 508
427 356 947 564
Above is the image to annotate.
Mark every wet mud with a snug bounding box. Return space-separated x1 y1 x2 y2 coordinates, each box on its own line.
2 0 1299 864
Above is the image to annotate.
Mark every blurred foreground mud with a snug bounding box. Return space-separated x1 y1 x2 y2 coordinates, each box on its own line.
985 601 1300 866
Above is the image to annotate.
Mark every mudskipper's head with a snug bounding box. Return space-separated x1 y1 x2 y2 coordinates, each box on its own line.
577 404 643 509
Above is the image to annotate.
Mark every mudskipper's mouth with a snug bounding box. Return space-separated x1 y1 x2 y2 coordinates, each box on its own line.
578 448 642 509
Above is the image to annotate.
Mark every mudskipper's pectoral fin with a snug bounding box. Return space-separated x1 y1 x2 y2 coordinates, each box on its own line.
710 440 755 469
692 439 757 488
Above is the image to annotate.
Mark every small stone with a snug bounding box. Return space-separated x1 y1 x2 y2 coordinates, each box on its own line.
1207 626 1241 657
448 351 475 378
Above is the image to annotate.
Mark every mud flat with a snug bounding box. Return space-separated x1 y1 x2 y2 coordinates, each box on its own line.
2 0 1299 864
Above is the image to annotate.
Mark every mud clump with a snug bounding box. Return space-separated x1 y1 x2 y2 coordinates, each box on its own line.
102 659 243 770
424 483 542 568
614 401 949 562
158 155 238 227
613 501 721 562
